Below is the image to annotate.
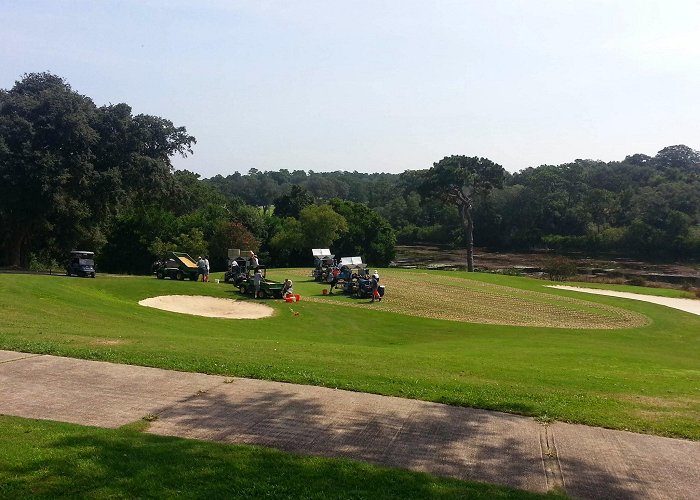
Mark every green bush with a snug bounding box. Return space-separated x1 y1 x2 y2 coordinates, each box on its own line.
542 234 588 252
396 224 453 245
542 256 578 281
626 277 647 287
28 252 60 273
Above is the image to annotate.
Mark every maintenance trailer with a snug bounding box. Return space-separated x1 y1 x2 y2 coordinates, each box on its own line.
154 252 200 281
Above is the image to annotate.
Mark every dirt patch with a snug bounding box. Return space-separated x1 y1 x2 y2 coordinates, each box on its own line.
139 295 274 319
90 339 129 346
618 393 700 408
393 245 700 286
395 245 700 274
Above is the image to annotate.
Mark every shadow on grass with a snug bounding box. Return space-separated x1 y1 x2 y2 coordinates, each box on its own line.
0 416 552 499
143 385 653 499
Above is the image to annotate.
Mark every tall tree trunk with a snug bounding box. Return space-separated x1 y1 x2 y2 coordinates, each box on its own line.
6 226 30 268
460 203 474 272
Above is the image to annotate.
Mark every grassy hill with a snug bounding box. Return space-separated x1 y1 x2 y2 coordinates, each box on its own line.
1 269 698 439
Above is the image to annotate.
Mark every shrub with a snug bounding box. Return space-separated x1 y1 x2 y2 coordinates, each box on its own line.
626 277 647 287
542 234 588 252
396 224 453 245
28 252 60 273
543 256 578 281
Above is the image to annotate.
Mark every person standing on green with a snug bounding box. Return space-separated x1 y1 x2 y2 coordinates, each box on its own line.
253 269 263 298
197 256 206 282
370 274 380 302
203 256 210 283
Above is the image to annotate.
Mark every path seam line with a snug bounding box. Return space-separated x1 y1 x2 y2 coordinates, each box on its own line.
539 424 565 493
0 353 43 364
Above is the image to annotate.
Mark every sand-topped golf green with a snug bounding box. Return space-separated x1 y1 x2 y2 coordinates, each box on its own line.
288 269 649 329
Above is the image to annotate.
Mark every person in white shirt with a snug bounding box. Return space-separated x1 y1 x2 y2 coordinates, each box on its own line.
253 269 263 298
282 279 294 296
197 256 206 282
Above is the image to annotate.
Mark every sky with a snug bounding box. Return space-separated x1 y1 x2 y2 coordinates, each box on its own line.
2 0 699 177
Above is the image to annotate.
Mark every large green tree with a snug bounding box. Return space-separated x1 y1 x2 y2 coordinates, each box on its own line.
0 73 100 266
270 204 348 251
0 73 195 267
273 185 314 219
419 156 505 271
328 199 396 266
654 144 700 171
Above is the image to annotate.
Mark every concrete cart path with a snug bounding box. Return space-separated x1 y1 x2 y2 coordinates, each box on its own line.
1 351 698 499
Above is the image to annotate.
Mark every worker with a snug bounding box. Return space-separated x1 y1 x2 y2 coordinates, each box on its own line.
327 266 339 294
250 252 260 269
282 279 294 296
253 269 263 298
370 274 381 302
339 265 351 280
197 256 206 282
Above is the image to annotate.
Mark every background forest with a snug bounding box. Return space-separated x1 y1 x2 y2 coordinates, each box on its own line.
2 74 699 274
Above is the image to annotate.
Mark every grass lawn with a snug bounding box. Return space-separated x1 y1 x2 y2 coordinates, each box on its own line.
0 269 698 439
0 415 558 499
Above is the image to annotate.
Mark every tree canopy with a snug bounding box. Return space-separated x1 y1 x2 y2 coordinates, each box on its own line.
418 156 506 271
0 72 195 267
2 72 699 271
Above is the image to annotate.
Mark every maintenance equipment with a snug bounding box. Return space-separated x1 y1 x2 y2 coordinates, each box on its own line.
154 252 200 281
311 248 335 281
224 249 259 286
237 266 285 299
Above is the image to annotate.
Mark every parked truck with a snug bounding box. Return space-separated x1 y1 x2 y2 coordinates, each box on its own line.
154 252 200 281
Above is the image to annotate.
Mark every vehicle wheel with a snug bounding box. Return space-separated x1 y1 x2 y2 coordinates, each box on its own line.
91 273 96 278
239 286 246 294
65 269 71 276
156 271 165 279
259 290 268 299
176 271 184 281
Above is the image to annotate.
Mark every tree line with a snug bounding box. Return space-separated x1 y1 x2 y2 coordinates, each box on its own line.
2 73 698 274
205 145 700 262
0 73 396 273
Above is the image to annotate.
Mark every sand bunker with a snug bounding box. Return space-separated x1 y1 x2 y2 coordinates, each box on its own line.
547 286 700 317
139 295 274 319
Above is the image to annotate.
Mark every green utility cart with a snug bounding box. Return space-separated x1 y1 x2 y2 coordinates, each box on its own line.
154 252 200 281
238 266 284 298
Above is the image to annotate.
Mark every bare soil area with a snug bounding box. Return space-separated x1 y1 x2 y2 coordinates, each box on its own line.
138 295 274 319
393 245 700 286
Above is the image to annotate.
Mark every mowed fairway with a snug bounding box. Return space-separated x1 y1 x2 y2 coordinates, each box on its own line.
0 270 698 439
